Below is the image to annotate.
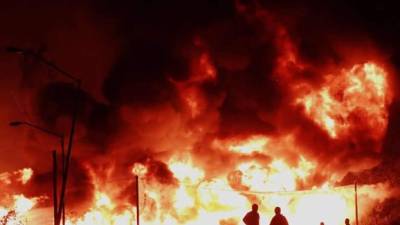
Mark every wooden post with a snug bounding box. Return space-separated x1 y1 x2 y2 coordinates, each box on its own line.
60 138 65 225
52 151 58 225
136 175 139 225
355 181 359 225
62 204 65 225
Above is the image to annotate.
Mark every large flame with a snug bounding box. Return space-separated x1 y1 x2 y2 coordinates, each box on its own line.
295 62 392 139
62 56 394 224
0 168 39 225
3 60 394 225
58 155 391 225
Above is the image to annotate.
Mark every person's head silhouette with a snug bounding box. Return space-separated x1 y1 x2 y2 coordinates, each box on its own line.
345 218 350 225
321 222 325 225
274 207 281 215
252 203 258 212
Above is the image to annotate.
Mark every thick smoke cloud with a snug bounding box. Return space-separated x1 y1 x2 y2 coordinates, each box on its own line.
102 44 178 107
37 82 121 149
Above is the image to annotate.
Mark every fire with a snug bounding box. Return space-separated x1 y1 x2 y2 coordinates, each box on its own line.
13 195 36 214
95 192 114 209
0 168 33 185
169 158 204 184
212 135 269 154
2 7 396 225
3 60 394 225
236 159 315 192
60 154 391 225
66 192 136 225
190 52 217 82
0 195 38 225
296 62 392 139
2 149 392 225
0 168 40 224
211 134 303 158
19 168 33 185
173 49 216 119
176 86 206 118
132 163 148 177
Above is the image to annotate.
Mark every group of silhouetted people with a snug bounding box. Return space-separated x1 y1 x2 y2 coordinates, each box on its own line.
243 204 288 225
243 204 352 225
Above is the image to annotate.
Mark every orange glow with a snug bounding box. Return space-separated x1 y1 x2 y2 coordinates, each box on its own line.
296 62 392 139
190 52 217 82
19 168 33 185
236 158 315 192
13 195 37 214
132 163 148 176
172 49 216 119
59 155 391 225
177 86 206 118
169 157 204 184
1 153 393 225
0 194 39 225
0 13 395 223
212 135 269 154
0 167 33 185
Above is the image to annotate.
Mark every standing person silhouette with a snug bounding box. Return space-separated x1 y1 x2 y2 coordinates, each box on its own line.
269 207 289 225
243 204 260 225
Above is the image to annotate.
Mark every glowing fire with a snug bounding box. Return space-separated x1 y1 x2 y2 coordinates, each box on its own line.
13 195 37 215
58 155 390 225
190 52 217 82
0 168 33 185
132 163 148 177
65 192 135 225
1 14 394 223
171 48 217 119
237 158 315 192
212 135 269 154
19 168 33 185
0 168 38 225
1 148 393 225
2 61 394 225
0 195 37 216
296 62 392 139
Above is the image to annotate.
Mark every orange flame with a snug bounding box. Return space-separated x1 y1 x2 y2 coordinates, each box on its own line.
60 155 392 225
296 62 392 139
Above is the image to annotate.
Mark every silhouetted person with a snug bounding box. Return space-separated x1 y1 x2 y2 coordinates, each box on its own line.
270 207 289 225
345 218 350 225
243 204 260 225
320 222 325 225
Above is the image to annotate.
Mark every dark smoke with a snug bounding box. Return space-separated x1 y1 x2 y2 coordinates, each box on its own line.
36 82 121 150
102 44 178 107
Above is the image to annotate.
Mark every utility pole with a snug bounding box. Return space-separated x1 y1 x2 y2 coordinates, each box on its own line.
5 46 81 225
60 137 65 225
136 175 139 225
355 181 359 225
57 80 81 225
52 151 58 225
9 121 64 225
